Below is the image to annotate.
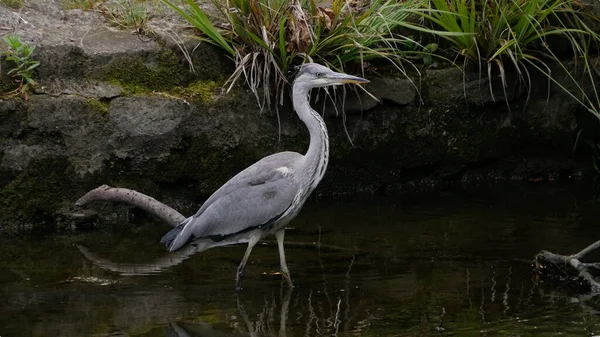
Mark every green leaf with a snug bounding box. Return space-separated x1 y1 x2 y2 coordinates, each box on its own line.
160 0 235 55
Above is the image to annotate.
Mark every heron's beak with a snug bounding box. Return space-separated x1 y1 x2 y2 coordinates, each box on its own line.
327 72 370 85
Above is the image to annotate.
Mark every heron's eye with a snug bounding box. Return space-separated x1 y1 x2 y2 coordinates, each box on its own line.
316 72 323 78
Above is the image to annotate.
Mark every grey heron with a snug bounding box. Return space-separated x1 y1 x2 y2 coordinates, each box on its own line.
160 63 369 290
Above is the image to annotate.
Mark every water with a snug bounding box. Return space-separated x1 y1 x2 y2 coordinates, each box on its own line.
2 183 600 337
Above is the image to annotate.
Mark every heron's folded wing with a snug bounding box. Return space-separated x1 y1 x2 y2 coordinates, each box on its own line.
192 152 301 218
187 176 299 240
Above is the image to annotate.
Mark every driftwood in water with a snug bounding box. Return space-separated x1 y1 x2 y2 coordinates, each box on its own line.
74 185 195 274
535 240 600 292
76 184 185 227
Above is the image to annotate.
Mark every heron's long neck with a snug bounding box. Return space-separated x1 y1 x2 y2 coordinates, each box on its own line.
293 85 329 190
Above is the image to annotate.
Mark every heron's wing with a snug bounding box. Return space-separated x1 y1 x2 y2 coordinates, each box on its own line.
193 151 301 218
166 153 302 251
191 176 298 240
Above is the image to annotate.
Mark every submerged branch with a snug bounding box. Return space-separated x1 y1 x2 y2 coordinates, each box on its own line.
535 241 600 292
76 184 185 227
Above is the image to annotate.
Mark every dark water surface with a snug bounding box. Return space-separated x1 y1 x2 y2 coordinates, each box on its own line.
3 184 600 337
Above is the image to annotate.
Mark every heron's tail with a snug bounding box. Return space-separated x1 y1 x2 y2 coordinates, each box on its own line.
160 216 192 251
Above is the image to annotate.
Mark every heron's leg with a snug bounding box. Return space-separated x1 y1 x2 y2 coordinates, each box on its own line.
236 235 260 292
279 286 293 337
276 228 294 288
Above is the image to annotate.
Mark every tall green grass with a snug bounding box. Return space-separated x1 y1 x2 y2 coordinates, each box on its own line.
161 0 427 110
399 0 600 114
162 0 600 124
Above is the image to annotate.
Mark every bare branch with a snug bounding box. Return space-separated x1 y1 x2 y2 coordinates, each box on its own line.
536 246 600 292
75 185 185 227
569 258 600 291
581 262 600 270
574 240 600 260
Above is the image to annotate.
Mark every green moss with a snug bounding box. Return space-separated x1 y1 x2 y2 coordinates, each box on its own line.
92 48 230 103
127 135 265 196
100 157 162 199
95 49 187 94
86 98 109 116
0 0 24 9
170 80 223 103
0 157 77 231
62 0 96 10
0 62 19 95
0 76 16 93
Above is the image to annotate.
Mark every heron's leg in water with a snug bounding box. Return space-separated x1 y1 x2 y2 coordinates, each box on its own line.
276 228 294 288
236 235 260 291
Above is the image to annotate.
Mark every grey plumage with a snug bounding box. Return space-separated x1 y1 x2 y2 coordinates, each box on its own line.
161 152 301 251
160 63 369 290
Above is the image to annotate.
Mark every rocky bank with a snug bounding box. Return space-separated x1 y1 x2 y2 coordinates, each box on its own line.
0 0 593 232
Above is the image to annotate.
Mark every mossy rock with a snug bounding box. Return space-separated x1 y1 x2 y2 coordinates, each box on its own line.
86 97 110 117
0 157 78 232
133 135 266 198
91 47 226 104
169 80 224 103
93 49 190 94
0 61 23 96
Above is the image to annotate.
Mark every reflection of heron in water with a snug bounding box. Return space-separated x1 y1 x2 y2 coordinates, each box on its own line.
75 247 371 337
166 288 292 337
163 255 367 337
77 63 369 290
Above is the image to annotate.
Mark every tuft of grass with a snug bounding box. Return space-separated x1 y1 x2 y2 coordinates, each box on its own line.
1 35 40 100
65 0 157 32
101 0 150 32
161 0 600 127
161 0 429 111
399 0 600 115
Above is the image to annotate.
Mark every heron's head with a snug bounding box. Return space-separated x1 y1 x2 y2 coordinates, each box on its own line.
294 63 369 90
